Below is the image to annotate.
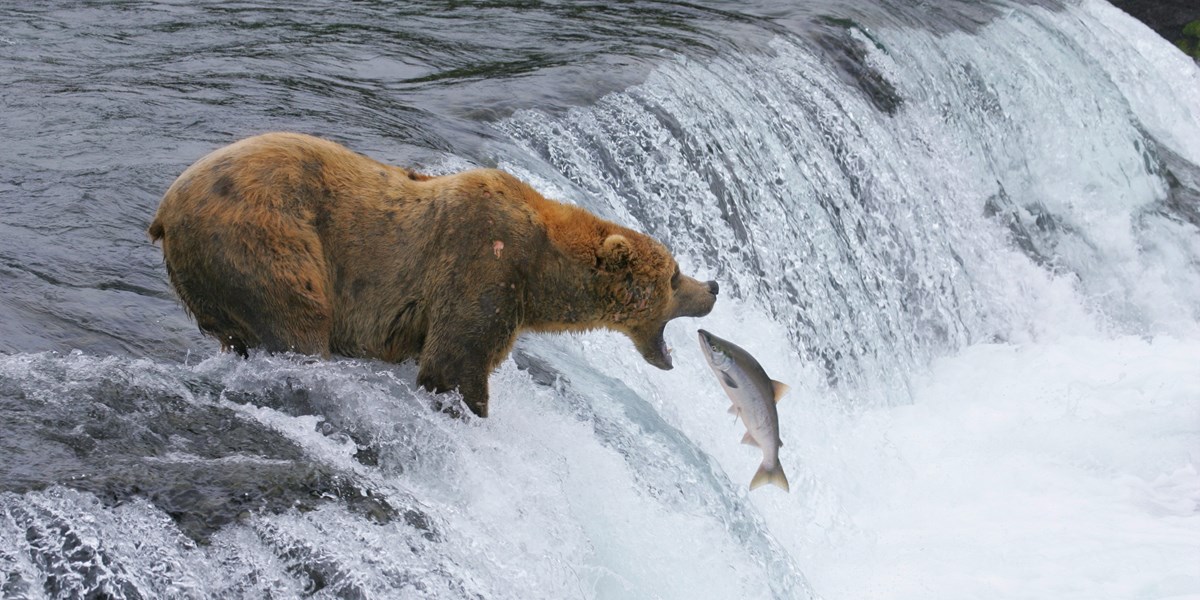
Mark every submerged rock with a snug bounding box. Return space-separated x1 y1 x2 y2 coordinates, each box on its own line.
0 354 429 545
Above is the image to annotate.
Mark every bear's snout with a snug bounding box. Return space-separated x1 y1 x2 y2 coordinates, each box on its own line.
668 274 717 320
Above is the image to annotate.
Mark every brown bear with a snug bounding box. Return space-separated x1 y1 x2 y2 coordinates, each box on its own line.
148 132 718 417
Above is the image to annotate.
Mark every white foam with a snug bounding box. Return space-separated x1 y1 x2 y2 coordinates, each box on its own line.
780 335 1200 599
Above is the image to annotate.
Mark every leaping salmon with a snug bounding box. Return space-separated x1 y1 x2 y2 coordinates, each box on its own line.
698 329 790 491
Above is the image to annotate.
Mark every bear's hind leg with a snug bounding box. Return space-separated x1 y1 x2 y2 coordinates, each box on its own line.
161 218 334 357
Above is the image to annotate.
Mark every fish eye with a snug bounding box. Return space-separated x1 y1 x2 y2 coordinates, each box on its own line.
710 344 720 353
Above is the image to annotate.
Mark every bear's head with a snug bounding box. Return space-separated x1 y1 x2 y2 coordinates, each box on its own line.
594 233 718 370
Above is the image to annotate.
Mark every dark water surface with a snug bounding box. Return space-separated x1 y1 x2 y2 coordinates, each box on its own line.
0 0 834 359
0 0 758 360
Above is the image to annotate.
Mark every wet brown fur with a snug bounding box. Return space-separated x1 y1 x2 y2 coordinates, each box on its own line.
149 132 717 417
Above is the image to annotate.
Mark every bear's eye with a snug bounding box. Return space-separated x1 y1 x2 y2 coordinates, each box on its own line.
670 266 681 290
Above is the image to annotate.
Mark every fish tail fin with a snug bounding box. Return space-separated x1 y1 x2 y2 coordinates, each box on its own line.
749 462 790 492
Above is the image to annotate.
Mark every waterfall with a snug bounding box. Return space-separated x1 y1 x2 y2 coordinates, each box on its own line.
2 1 1198 598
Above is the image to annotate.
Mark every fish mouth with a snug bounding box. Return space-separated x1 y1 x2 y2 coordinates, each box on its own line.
696 329 729 370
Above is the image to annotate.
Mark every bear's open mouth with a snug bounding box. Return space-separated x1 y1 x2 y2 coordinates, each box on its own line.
656 336 673 369
639 325 673 370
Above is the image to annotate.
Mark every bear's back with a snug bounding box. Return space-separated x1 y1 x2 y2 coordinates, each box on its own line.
154 133 401 227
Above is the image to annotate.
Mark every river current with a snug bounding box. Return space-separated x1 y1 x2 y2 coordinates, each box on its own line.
1 1 1198 598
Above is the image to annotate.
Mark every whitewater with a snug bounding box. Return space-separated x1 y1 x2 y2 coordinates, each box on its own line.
1 0 1198 598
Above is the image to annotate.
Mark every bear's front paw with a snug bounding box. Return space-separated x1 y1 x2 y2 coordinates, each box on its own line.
418 366 489 418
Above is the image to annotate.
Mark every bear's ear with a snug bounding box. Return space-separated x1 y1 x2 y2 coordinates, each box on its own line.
597 234 635 272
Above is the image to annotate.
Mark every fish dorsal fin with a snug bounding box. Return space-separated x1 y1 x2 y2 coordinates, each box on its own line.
720 372 739 389
772 380 789 402
740 431 759 447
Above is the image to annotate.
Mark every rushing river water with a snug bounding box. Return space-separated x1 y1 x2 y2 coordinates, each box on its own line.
2 1 1199 598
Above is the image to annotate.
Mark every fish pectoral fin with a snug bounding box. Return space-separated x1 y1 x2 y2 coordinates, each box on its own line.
740 431 759 447
727 404 738 415
749 462 790 492
771 380 790 402
720 372 739 389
